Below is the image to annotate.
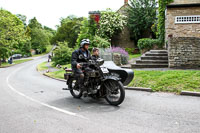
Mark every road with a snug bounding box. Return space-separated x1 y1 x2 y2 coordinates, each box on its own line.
0 55 200 133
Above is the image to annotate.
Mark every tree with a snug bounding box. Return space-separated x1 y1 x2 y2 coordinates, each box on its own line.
16 14 27 27
28 17 51 53
30 28 50 53
28 17 42 29
0 9 30 65
51 16 83 48
97 9 127 40
75 17 96 49
43 26 56 45
127 0 157 43
76 17 110 50
44 26 56 36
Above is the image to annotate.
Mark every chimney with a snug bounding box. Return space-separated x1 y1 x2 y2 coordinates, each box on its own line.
124 0 128 4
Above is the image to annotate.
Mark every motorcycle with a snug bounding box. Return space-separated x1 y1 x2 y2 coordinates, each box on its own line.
63 58 134 106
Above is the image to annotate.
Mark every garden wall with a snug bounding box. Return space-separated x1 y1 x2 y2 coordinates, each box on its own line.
168 37 200 68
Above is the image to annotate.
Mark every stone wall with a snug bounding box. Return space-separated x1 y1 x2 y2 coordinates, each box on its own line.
166 7 200 39
168 37 200 68
111 3 135 49
111 26 135 48
171 0 200 5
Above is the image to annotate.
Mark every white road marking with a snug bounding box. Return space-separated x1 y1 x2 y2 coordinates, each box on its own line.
6 64 88 120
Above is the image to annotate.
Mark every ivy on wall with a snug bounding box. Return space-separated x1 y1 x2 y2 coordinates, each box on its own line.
157 0 174 46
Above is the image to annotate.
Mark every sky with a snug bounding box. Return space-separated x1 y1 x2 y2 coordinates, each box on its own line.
0 0 125 29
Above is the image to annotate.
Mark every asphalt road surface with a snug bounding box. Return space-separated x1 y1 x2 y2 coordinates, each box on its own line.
0 55 200 133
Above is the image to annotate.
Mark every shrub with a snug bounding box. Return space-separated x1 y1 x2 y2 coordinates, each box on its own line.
52 41 73 66
97 9 127 39
92 35 111 48
125 48 135 54
137 38 160 51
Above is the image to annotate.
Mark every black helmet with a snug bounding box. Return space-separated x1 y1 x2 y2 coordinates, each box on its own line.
80 39 90 48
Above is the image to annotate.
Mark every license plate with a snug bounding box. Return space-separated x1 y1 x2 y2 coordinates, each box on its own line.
101 67 109 73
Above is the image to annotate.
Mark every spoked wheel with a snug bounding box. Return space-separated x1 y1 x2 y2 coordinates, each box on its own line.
68 78 82 98
104 79 125 106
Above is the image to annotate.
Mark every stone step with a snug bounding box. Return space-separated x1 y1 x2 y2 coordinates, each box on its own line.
136 59 168 64
131 63 168 68
141 56 168 60
150 50 168 53
145 52 168 56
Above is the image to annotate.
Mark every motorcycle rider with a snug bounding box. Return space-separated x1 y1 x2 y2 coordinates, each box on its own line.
91 47 99 61
71 39 91 96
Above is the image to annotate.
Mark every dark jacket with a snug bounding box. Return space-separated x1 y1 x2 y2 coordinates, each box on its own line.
71 48 91 71
91 55 99 61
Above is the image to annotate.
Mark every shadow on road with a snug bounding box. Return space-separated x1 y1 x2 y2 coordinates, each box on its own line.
48 97 121 113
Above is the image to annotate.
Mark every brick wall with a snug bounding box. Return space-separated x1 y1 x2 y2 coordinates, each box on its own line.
168 37 200 68
166 7 200 39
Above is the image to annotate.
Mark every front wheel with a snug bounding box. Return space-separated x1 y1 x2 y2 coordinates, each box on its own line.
104 80 125 106
68 78 82 98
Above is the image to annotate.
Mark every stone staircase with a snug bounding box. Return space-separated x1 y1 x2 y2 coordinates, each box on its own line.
131 50 169 68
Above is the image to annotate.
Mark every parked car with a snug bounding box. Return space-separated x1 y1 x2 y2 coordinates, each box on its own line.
12 54 22 59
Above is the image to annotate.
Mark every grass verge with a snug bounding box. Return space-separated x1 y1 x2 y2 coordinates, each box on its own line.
45 70 66 79
32 45 53 57
45 64 71 79
129 70 200 93
37 61 71 80
37 61 49 71
0 59 33 67
129 54 141 60
38 61 200 94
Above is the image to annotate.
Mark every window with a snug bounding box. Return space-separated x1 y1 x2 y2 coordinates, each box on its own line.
175 15 200 24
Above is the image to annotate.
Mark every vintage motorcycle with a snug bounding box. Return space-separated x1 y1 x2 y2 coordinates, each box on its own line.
63 58 134 106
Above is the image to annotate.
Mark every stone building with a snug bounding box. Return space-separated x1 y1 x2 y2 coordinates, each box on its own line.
111 0 135 49
166 0 200 68
166 0 200 39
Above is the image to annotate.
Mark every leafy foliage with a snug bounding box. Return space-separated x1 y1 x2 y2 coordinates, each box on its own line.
75 18 94 49
16 14 27 27
52 41 73 66
0 9 30 65
28 17 42 29
92 35 110 48
125 48 135 54
51 16 83 48
30 28 50 53
128 0 157 43
137 38 160 50
97 9 127 40
75 17 110 50
28 17 52 53
157 0 174 45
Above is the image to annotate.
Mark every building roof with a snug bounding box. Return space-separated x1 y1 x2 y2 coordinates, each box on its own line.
117 3 130 16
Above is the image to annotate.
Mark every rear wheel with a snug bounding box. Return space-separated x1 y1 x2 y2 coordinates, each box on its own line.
68 78 82 98
104 79 125 106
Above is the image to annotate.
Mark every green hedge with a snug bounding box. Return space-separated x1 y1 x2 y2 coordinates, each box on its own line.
137 38 160 50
